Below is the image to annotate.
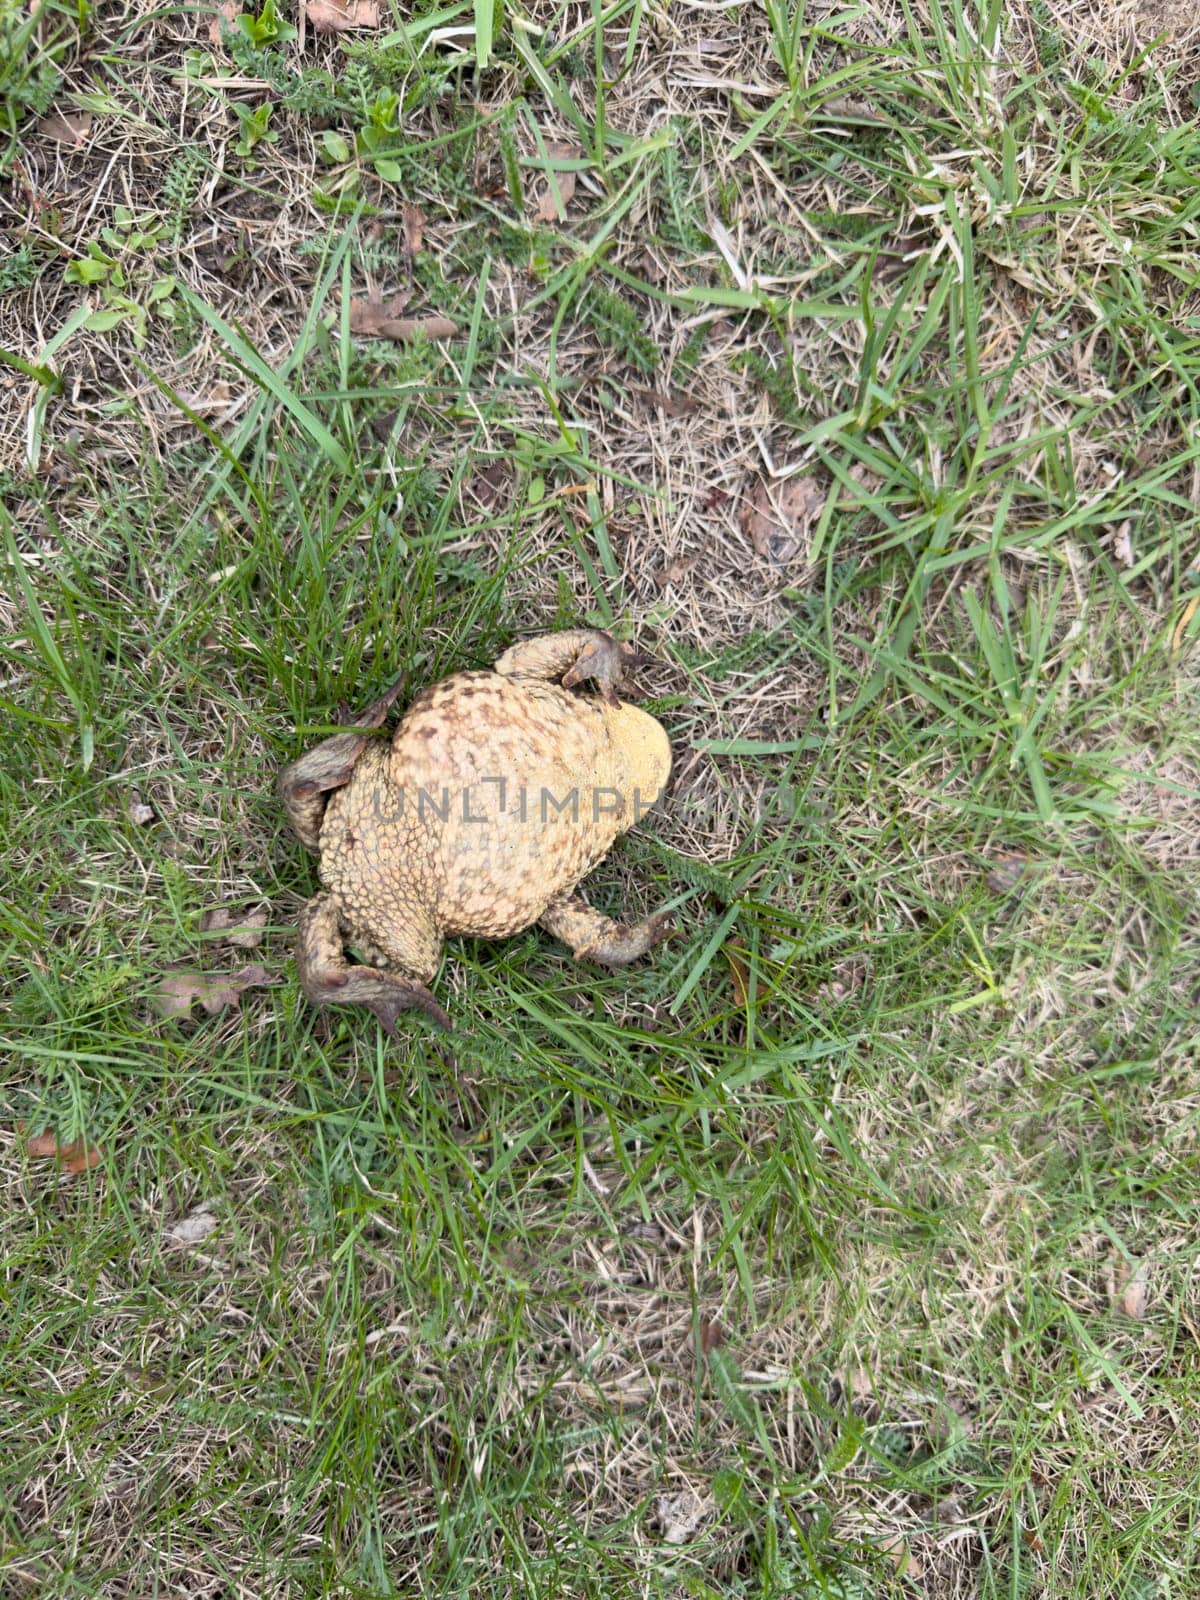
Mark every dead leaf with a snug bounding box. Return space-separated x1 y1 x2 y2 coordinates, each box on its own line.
921 1495 965 1527
356 285 408 318
1119 1261 1150 1319
156 964 276 1020
470 461 510 510
534 142 582 222
724 942 750 1008
401 202 424 258
699 1319 726 1356
38 109 92 147
167 1207 219 1247
637 249 667 285
873 228 931 281
881 1537 922 1580
207 0 239 46
200 905 268 949
1173 593 1199 654
631 386 698 418
26 1131 102 1174
127 790 154 825
739 475 825 566
657 1487 710 1546
306 0 379 30
619 1217 665 1245
348 294 456 342
817 964 864 1005
654 557 696 588
188 379 235 417
837 458 884 507
984 852 1030 893
1112 521 1135 569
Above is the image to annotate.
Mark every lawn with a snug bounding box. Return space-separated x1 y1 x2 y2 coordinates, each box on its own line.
2 0 1199 1596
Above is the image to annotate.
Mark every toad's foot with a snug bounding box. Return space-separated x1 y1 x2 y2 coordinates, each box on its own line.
539 894 675 966
495 629 644 706
297 893 451 1034
279 675 407 852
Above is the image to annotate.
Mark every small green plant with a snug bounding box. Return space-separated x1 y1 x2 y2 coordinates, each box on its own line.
319 129 352 164
0 238 39 293
312 128 360 211
356 87 405 182
280 65 347 119
64 206 176 347
161 147 206 240
232 99 277 160
232 0 295 48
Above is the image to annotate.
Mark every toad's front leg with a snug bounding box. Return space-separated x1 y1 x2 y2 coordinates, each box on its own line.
539 893 675 965
494 629 644 705
297 893 451 1033
279 676 407 851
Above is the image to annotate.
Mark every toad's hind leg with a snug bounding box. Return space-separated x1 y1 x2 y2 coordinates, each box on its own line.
297 893 450 1033
278 676 407 852
539 893 675 966
494 629 641 705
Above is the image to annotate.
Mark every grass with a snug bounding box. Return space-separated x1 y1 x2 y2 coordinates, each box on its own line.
2 0 1200 1595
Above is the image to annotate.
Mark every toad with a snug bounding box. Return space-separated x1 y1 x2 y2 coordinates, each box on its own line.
279 629 673 1033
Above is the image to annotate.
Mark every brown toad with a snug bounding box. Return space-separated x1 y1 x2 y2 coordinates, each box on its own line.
279 629 673 1033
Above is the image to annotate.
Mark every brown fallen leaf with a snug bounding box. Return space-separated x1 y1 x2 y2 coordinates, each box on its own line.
881 1537 922 1580
984 852 1030 893
637 249 667 285
699 1319 726 1356
207 0 239 46
157 964 277 1020
348 294 457 342
659 1484 713 1548
873 228 932 281
739 475 825 566
836 458 884 507
1173 593 1199 654
817 964 865 1005
1118 1261 1150 1319
631 386 699 418
200 905 268 949
1112 521 1135 569
724 941 750 1008
920 1495 965 1528
26 1131 102 1175
654 557 696 588
470 460 511 510
619 1217 665 1245
401 201 425 258
306 0 379 30
357 286 408 319
167 1207 220 1247
533 142 582 222
657 1487 711 1546
38 109 92 147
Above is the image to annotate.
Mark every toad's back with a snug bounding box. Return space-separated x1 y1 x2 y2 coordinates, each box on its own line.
396 672 627 935
322 671 645 941
282 628 675 1036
